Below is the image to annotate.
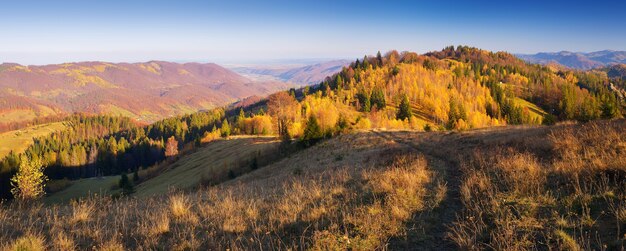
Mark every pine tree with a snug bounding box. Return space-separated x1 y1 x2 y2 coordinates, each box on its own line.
376 51 383 67
119 172 133 195
600 94 620 119
221 119 231 137
238 108 245 122
397 94 412 121
370 87 386 110
302 116 324 146
335 75 344 90
362 56 370 69
357 90 371 112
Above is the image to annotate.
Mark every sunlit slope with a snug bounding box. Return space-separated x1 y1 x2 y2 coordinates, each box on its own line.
0 122 66 159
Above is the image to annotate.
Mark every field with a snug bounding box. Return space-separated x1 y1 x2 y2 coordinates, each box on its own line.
0 122 67 159
1 120 625 250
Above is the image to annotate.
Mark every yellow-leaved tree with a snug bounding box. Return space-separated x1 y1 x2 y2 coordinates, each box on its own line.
11 155 48 201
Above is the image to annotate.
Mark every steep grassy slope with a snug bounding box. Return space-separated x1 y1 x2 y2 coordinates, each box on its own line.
43 136 282 203
0 122 66 159
134 136 281 197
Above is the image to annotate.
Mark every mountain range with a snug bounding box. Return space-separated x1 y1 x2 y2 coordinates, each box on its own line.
230 60 350 86
0 61 296 124
517 50 626 69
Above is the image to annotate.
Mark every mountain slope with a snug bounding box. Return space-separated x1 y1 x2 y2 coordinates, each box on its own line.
518 50 626 69
0 61 293 123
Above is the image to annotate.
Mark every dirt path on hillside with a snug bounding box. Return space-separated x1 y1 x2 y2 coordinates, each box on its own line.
371 130 462 250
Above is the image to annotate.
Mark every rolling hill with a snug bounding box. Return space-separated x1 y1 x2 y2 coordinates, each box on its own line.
0 61 293 124
518 50 626 69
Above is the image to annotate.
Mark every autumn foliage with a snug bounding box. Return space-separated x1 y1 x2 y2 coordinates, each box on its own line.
164 136 179 157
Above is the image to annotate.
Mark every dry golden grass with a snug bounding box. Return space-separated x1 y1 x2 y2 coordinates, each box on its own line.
69 200 94 224
1 120 625 249
52 231 76 251
168 194 190 219
5 233 46 251
0 131 440 249
449 120 626 250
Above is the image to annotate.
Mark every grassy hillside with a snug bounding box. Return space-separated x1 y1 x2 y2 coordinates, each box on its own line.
2 120 624 250
134 136 281 197
43 176 121 204
43 136 282 203
0 122 66 159
513 97 547 123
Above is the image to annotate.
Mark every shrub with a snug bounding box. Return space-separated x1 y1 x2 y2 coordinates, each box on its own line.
11 155 48 201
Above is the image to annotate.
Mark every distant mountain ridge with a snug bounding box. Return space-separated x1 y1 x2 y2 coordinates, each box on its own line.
517 50 626 69
231 60 350 86
0 61 293 123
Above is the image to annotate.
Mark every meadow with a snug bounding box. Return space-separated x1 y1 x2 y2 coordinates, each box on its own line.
1 120 624 250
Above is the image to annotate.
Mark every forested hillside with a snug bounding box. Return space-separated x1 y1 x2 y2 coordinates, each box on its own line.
0 61 292 126
2 46 624 200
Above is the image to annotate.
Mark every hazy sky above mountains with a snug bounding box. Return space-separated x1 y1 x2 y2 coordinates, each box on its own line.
1 0 625 65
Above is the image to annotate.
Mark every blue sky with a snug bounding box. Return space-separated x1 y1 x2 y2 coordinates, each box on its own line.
1 0 625 65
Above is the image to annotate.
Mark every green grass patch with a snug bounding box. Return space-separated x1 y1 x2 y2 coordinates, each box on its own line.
134 136 281 197
44 175 121 204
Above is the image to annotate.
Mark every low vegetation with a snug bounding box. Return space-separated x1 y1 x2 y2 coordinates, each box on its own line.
0 131 442 249
450 121 626 250
1 119 624 249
